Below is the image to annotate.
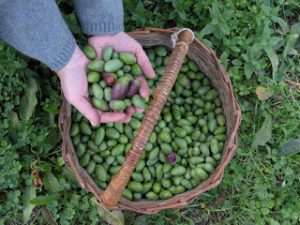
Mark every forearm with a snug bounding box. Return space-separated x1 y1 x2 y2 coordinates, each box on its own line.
73 0 124 36
0 0 76 71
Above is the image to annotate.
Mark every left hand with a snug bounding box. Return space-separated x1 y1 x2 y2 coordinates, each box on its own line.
57 46 133 125
88 32 156 99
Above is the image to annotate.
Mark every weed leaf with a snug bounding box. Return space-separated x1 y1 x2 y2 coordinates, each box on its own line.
19 77 38 121
7 111 21 141
61 166 79 187
290 22 300 34
43 172 61 193
30 195 58 206
199 22 215 38
283 34 299 58
264 46 279 79
272 16 289 33
251 114 272 148
91 197 125 225
278 139 300 156
23 184 36 223
244 62 255 79
134 216 148 225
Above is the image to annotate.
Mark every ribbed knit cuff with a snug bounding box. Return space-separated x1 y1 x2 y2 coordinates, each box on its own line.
81 21 124 36
73 0 124 36
49 40 76 71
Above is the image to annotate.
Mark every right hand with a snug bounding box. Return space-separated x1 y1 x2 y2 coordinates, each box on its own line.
89 32 156 99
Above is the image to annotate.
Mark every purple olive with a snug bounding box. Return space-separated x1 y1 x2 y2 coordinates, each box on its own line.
102 73 117 86
127 79 141 98
111 76 131 100
167 152 177 165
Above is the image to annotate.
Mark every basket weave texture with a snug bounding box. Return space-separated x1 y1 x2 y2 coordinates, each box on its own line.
58 28 241 215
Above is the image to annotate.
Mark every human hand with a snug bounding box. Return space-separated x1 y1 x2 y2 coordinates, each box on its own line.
57 46 133 126
88 32 156 99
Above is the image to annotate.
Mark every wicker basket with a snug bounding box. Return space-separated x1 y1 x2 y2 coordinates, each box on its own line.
59 28 241 215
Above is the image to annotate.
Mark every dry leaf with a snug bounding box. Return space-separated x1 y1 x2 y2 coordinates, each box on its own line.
31 162 43 190
256 86 273 101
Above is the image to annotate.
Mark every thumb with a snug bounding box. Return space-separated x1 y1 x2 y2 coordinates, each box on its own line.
137 76 150 98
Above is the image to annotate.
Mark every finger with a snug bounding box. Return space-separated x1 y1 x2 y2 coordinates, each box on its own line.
126 106 136 115
135 107 145 113
137 76 150 98
135 46 156 79
98 112 127 123
73 97 99 126
120 106 135 123
128 105 145 114
88 36 112 59
122 106 145 123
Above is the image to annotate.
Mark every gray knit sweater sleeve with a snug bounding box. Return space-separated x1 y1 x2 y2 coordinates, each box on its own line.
73 0 124 36
0 0 76 71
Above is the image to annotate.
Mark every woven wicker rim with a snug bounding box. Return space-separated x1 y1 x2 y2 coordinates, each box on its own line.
59 28 242 215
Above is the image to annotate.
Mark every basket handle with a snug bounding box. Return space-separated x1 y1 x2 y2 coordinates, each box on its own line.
100 29 194 208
